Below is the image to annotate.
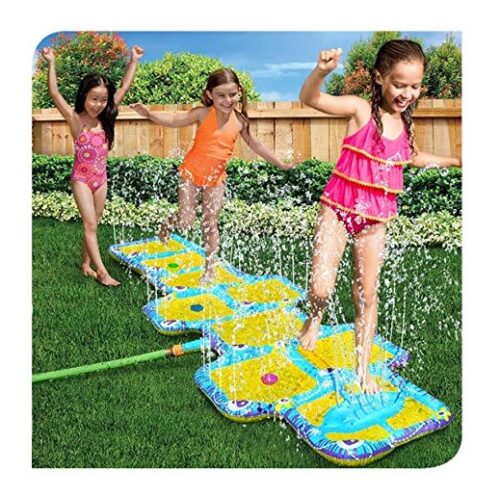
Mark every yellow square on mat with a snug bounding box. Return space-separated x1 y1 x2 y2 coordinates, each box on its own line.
386 398 435 430
226 279 301 304
119 239 185 255
212 309 303 346
156 294 234 322
161 265 243 289
142 252 205 273
209 350 317 403
297 391 345 427
298 331 394 369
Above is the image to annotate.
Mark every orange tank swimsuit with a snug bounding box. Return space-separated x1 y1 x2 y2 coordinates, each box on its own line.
178 106 240 187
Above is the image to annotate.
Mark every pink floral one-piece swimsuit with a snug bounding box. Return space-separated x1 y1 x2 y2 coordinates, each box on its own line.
70 127 108 193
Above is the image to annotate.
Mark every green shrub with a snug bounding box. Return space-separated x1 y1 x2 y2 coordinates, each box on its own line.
32 192 461 248
33 32 129 109
33 37 260 109
32 154 462 216
398 167 462 217
423 36 462 99
225 158 333 205
32 154 74 193
107 156 181 204
120 52 260 105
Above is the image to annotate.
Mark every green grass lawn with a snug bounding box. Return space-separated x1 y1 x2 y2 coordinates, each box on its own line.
32 217 461 468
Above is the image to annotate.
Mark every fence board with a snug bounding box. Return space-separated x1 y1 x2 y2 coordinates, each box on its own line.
274 102 293 161
32 99 462 162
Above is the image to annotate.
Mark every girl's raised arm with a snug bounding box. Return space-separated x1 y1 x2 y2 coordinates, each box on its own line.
114 45 144 106
130 103 207 128
300 49 368 123
42 48 81 138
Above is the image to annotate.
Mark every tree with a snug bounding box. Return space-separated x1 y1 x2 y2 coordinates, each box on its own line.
423 35 462 98
121 52 260 105
33 32 129 109
327 32 402 97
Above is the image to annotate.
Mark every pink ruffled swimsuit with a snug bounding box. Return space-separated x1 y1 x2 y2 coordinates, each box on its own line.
320 118 411 235
71 128 109 193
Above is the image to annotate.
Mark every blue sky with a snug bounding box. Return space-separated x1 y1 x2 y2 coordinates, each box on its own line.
35 31 461 101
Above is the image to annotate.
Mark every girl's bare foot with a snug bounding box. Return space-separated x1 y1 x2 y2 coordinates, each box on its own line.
299 317 321 350
358 372 381 394
81 264 97 279
96 271 121 287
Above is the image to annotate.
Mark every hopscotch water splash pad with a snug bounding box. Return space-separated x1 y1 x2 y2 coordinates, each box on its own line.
33 234 452 466
108 234 452 465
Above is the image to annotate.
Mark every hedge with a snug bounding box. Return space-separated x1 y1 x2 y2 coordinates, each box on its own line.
32 192 461 249
32 154 462 218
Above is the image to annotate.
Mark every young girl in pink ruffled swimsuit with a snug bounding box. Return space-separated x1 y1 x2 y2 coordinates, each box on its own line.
298 41 461 393
42 45 143 286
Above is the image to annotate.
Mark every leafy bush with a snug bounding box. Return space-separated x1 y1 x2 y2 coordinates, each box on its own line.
33 32 129 109
33 36 260 109
31 153 181 202
32 192 461 248
32 154 74 193
121 52 260 105
32 154 462 216
327 31 402 98
423 37 462 98
225 158 333 205
398 167 462 217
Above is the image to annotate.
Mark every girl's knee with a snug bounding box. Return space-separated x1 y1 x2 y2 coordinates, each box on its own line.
83 219 98 234
309 281 333 302
201 213 219 231
176 212 195 231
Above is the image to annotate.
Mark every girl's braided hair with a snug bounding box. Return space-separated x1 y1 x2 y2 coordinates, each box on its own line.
370 40 426 156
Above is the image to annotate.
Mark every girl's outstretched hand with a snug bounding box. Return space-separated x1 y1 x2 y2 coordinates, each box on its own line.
131 45 144 61
42 47 55 63
317 48 343 75
130 103 150 117
281 151 303 170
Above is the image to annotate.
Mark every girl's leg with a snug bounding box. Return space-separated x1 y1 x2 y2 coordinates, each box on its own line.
81 182 107 278
71 181 119 286
352 222 387 393
159 177 199 242
80 244 95 278
200 182 225 285
299 204 348 350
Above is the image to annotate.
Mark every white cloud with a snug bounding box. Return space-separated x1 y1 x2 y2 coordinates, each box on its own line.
253 61 343 78
260 91 299 102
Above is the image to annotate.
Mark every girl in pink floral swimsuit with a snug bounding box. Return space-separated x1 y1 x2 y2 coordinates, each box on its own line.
42 45 143 286
298 41 461 393
71 127 109 193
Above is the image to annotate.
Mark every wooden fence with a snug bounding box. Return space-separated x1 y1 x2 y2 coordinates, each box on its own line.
32 99 461 161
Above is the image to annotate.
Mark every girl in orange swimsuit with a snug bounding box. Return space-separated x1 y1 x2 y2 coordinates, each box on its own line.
131 68 300 284
42 45 144 286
